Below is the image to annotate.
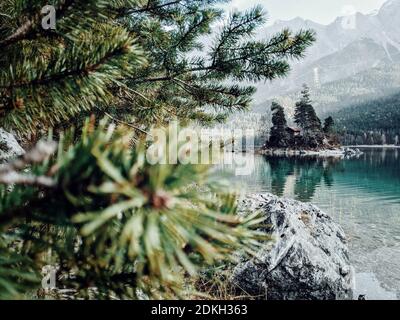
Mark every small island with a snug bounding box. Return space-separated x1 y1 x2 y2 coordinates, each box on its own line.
260 85 351 156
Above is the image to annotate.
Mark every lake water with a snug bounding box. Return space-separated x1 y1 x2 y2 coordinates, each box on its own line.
218 148 400 300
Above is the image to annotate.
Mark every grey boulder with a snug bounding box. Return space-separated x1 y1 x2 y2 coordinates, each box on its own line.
0 128 25 161
233 193 354 300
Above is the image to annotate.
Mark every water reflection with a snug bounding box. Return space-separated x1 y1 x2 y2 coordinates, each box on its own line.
230 149 400 205
222 148 400 299
267 156 344 201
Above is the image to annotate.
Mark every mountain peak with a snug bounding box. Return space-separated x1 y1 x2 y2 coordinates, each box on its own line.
380 0 400 12
253 0 400 104
273 16 304 26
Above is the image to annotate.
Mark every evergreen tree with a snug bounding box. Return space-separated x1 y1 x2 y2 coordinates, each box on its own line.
268 102 290 147
0 1 315 137
294 85 310 130
120 2 315 128
306 106 322 133
0 1 315 299
323 116 340 147
0 0 146 135
323 116 335 134
294 85 323 148
0 119 268 299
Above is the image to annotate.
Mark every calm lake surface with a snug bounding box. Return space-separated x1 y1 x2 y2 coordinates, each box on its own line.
219 148 400 300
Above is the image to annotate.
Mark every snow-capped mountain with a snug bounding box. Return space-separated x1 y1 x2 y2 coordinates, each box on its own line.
254 0 400 104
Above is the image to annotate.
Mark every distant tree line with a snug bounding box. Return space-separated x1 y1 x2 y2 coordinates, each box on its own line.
266 85 339 150
341 130 399 146
334 92 400 145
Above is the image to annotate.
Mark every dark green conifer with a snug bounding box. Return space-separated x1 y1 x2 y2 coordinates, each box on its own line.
0 1 315 299
269 102 291 147
294 84 323 148
323 116 335 134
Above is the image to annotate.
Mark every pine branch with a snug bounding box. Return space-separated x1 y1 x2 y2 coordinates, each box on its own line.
0 46 131 90
104 112 150 135
121 0 182 15
0 0 78 49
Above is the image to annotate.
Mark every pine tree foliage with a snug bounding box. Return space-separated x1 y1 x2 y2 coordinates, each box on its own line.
294 84 312 130
0 243 39 299
268 102 290 148
0 0 315 300
323 116 334 134
0 119 267 299
121 2 316 127
266 86 338 150
294 84 324 148
0 0 146 134
0 0 315 136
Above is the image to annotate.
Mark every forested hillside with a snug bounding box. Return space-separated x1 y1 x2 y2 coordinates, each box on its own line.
253 62 400 117
334 93 400 145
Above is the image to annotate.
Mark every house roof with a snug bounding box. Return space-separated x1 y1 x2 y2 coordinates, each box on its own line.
286 127 301 132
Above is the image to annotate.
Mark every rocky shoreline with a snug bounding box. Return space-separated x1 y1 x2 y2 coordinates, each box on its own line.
257 147 363 158
232 193 355 300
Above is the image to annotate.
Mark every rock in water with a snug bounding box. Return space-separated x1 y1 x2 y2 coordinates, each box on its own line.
233 194 354 300
0 128 25 161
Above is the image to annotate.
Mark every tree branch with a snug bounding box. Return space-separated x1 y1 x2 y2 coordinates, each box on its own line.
121 0 183 16
0 0 77 49
104 112 151 136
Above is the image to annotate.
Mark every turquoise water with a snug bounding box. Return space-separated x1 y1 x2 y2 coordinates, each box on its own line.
219 148 400 300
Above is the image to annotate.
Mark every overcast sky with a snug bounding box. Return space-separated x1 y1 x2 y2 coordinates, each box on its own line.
225 0 387 25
